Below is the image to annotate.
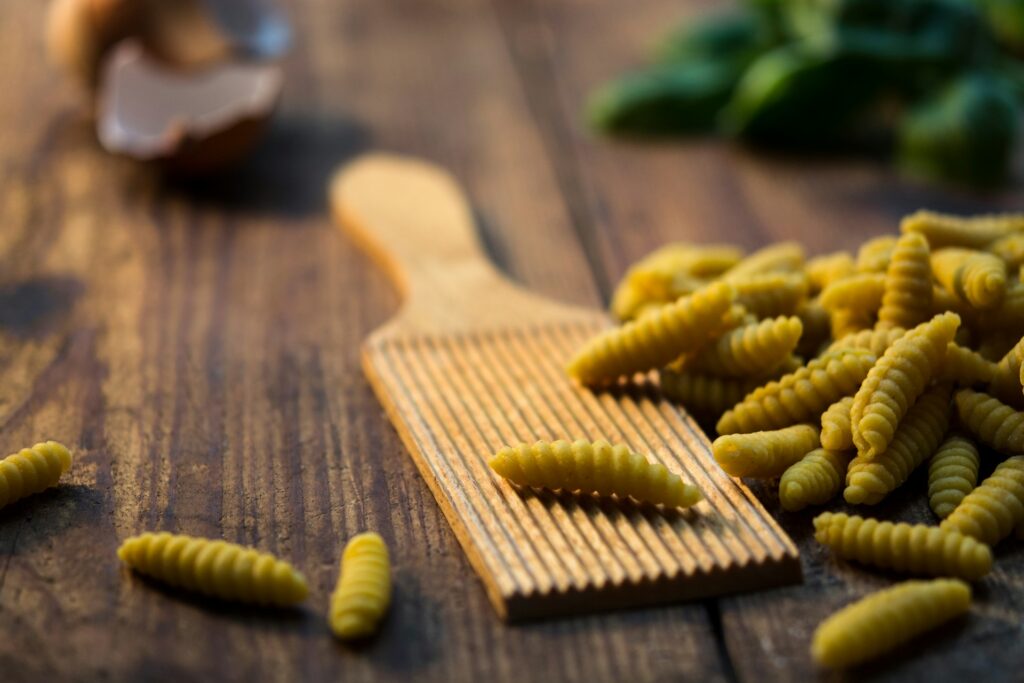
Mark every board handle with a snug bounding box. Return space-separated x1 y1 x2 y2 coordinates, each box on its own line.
330 153 581 333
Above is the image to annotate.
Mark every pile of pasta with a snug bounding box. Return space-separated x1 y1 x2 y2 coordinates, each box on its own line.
567 210 1024 668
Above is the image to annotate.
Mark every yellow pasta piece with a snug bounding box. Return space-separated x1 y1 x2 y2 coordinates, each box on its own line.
814 512 991 580
795 299 832 358
732 273 809 318
954 389 1024 455
659 369 759 419
329 532 391 640
819 272 885 313
716 348 877 434
723 241 804 280
877 232 932 330
779 448 851 511
928 434 980 519
567 281 736 385
902 209 1024 250
829 307 874 339
855 235 897 273
845 384 951 505
811 578 970 669
0 441 72 510
987 232 1024 269
851 313 959 459
488 440 703 509
931 248 1007 310
806 251 856 293
117 532 309 605
989 334 1024 408
827 326 906 356
940 342 997 385
820 396 854 451
941 456 1024 545
712 424 820 478
687 316 803 378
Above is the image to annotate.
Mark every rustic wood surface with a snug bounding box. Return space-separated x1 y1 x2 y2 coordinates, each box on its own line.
0 0 1022 681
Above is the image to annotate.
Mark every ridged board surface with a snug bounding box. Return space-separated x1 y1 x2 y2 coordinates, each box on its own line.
363 318 801 620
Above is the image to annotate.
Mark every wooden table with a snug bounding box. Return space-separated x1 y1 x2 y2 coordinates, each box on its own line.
2 0 1022 680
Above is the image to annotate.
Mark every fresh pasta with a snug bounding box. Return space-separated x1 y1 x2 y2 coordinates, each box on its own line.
0 441 72 510
955 389 1024 455
941 456 1024 545
940 342 998 385
928 434 980 519
732 273 809 318
711 424 820 479
855 235 897 273
877 232 933 330
931 248 1007 309
827 326 906 356
806 251 856 292
658 370 759 419
488 440 703 509
779 448 850 511
902 210 1024 250
329 532 391 640
820 397 854 451
819 272 885 313
688 316 803 378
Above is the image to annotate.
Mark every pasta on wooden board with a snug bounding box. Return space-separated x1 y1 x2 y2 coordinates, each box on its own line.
0 441 72 510
712 424 820 479
329 532 391 640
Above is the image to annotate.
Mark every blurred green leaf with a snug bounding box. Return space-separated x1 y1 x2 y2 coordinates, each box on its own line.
975 0 1024 53
656 12 771 65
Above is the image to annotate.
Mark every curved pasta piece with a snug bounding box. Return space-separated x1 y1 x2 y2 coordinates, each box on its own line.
723 242 804 281
989 335 1024 408
877 232 932 330
845 384 951 505
712 424 820 479
955 389 1024 455
779 448 850 511
716 348 877 434
902 210 1024 250
940 456 1024 546
117 532 309 605
659 370 759 419
820 397 854 451
806 251 855 293
488 440 703 509
819 273 885 313
827 326 906 356
829 308 874 339
689 316 803 378
329 532 391 640
0 441 72 510
931 248 1007 310
851 312 958 459
732 273 809 318
928 434 980 519
568 281 736 384
855 235 897 273
812 579 971 669
940 342 997 386
987 232 1024 269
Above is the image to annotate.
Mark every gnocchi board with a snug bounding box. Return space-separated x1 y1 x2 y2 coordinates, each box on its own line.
329 153 801 621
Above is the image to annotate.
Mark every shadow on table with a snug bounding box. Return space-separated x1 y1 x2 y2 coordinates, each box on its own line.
0 276 84 340
0 484 103 554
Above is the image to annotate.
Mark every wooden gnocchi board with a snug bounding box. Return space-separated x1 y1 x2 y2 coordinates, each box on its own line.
329 153 801 620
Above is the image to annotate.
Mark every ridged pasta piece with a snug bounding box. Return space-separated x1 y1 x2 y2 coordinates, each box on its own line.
732 273 809 318
811 578 971 669
902 209 1024 250
712 424 820 479
688 316 803 378
856 235 898 273
940 456 1024 545
117 532 309 605
329 532 391 640
989 335 1024 408
0 441 72 510
955 389 1024 455
659 370 759 419
928 434 980 519
819 272 885 313
716 348 877 434
820 397 854 451
813 512 991 581
567 281 736 384
827 326 906 356
931 248 1008 310
877 232 933 330
940 342 997 385
795 299 832 358
851 313 959 459
723 242 804 280
779 448 851 511
806 251 856 293
987 232 1024 269
845 384 951 505
488 440 703 509
829 308 874 339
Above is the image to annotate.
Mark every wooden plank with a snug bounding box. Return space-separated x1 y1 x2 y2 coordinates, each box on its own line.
0 0 731 680
492 0 1024 678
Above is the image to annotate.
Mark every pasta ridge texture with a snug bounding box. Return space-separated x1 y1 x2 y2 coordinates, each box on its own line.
819 273 886 313
0 441 72 510
955 389 1024 454
716 348 877 434
568 282 736 384
813 512 992 581
851 313 959 459
820 397 854 451
989 336 1024 408
779 448 850 511
941 456 1024 545
928 434 980 519
658 370 759 419
941 343 997 385
712 424 820 479
732 273 809 318
811 579 971 668
878 232 933 330
723 242 804 280
690 316 803 377
827 326 906 356
856 235 897 273
806 252 855 292
329 532 391 640
488 440 703 509
845 384 951 505
931 248 1007 309
117 532 309 605
902 210 1024 250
